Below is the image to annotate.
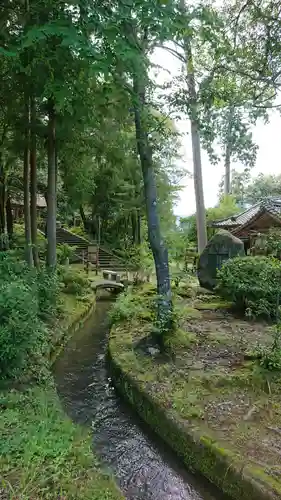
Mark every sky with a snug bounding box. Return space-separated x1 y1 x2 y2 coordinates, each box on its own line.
151 47 281 218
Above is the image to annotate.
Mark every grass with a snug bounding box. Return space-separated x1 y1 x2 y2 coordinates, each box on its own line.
109 284 281 499
0 267 123 500
0 387 123 499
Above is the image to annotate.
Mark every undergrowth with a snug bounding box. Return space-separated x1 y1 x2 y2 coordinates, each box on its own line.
0 387 123 500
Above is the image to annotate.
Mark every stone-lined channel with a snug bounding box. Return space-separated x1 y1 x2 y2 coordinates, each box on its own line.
53 300 229 500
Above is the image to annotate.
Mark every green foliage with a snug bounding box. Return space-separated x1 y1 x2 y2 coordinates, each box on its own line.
180 196 241 246
70 226 88 238
208 195 240 223
254 325 281 372
57 243 76 264
252 228 281 258
61 269 91 296
216 256 281 319
109 290 155 325
0 255 62 379
0 280 46 379
36 269 60 322
0 387 123 499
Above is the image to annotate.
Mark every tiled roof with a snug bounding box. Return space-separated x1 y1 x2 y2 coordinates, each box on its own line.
211 197 281 228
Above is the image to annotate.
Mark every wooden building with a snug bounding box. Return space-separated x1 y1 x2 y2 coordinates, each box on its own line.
11 194 46 220
210 198 281 253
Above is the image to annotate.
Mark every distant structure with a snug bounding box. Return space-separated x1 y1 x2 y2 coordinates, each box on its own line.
210 197 281 253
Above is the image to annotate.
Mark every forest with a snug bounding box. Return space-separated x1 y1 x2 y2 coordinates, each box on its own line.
1 0 281 499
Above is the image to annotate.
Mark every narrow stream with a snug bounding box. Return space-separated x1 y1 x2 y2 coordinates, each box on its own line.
53 300 228 500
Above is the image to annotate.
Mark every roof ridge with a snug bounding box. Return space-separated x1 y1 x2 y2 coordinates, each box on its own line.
210 201 260 225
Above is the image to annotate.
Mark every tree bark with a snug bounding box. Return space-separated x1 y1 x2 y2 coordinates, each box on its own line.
46 98 57 268
133 73 172 345
79 205 87 229
23 94 34 266
131 210 137 244
224 108 234 195
184 37 207 253
0 163 5 236
6 196 13 241
224 142 231 195
30 93 39 267
136 210 141 245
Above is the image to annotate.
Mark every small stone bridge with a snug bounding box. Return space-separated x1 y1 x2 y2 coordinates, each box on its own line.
92 270 125 294
92 280 124 293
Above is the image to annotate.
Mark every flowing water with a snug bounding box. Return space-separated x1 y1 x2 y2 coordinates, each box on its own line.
53 300 228 500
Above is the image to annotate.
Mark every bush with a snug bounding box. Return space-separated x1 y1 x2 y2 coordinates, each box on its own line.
57 243 76 264
109 290 155 324
36 269 60 321
0 281 47 379
61 269 91 296
216 256 281 319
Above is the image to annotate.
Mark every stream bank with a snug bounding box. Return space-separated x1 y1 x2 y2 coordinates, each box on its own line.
108 287 281 500
53 298 227 500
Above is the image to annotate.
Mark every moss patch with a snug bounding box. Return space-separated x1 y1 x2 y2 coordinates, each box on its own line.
108 287 281 500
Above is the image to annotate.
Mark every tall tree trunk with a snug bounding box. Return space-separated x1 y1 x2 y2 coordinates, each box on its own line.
46 98 57 268
136 211 141 245
24 94 33 266
79 205 87 231
0 162 5 237
23 0 33 265
133 73 172 345
30 93 39 267
6 196 13 241
224 142 231 196
224 108 234 195
183 38 207 253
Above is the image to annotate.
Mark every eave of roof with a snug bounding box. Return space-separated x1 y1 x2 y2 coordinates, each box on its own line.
210 198 281 229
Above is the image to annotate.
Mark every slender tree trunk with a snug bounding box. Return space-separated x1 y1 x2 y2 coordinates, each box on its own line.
24 94 34 266
133 73 172 345
136 210 141 245
184 38 207 253
224 108 234 195
46 98 57 268
6 196 13 241
224 143 231 196
131 211 137 244
79 205 87 228
23 0 33 265
30 93 39 267
0 162 5 238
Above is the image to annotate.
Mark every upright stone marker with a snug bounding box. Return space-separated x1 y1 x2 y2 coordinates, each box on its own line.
197 230 245 290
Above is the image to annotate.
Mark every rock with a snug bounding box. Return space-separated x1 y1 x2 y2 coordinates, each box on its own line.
197 230 245 291
147 346 160 357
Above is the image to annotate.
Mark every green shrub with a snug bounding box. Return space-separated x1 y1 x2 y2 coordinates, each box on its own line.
0 281 46 379
69 225 88 238
61 269 91 296
109 290 155 324
216 256 281 319
253 326 281 371
57 243 76 264
36 269 60 321
0 252 29 280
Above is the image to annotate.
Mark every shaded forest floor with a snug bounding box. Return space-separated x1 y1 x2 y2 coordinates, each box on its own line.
111 284 281 497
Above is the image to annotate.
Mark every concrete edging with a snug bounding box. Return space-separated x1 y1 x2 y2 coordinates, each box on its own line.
50 299 96 364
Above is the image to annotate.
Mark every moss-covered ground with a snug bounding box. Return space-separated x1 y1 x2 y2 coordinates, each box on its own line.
0 285 123 500
109 283 281 499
